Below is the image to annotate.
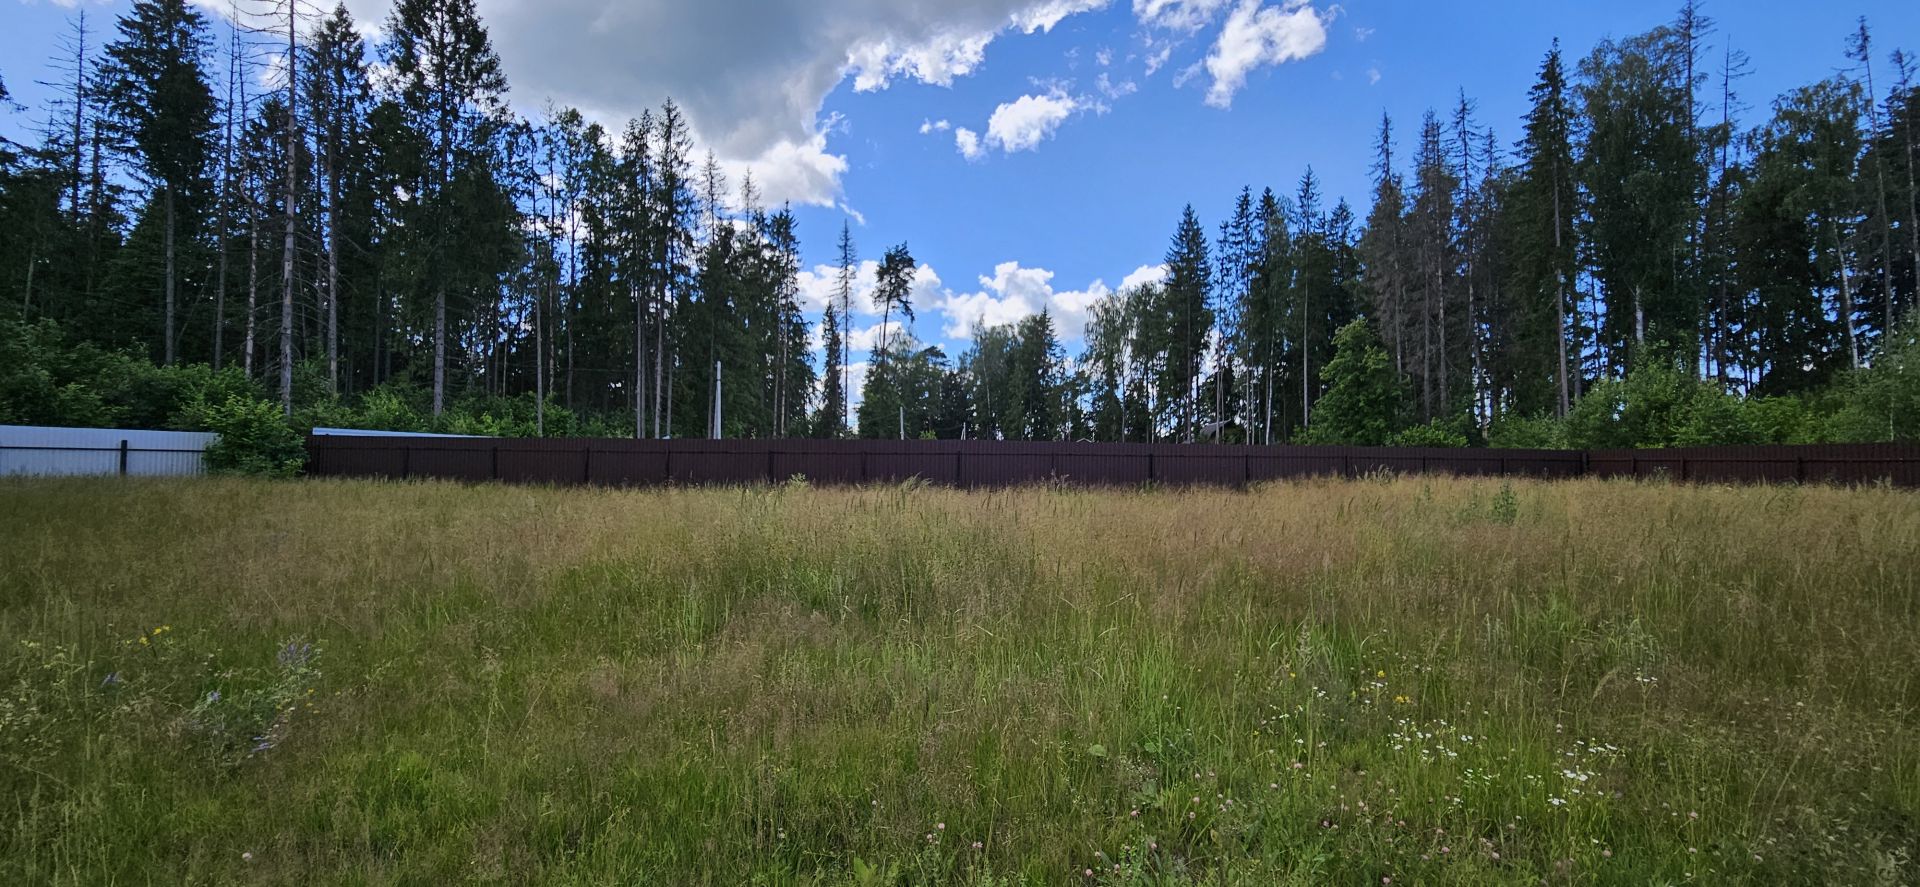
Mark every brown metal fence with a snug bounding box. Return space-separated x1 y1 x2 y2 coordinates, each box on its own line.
303 436 1920 488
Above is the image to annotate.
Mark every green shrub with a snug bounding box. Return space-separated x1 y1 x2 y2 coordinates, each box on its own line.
1389 418 1469 448
1298 319 1402 446
1823 317 1920 443
187 395 307 477
1565 362 1761 449
1487 414 1569 449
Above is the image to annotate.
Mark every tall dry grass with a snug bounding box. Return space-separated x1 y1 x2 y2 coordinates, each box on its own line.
1 475 1916 884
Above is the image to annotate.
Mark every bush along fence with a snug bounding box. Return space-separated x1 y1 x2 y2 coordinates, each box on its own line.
304 436 1920 489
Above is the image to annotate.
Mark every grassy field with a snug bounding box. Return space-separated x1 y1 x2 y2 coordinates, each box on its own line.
1 476 1917 885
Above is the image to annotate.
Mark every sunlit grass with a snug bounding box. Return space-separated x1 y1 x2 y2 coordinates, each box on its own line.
2 475 1917 884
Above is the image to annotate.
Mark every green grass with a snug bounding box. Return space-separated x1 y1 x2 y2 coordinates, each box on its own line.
2 475 1918 885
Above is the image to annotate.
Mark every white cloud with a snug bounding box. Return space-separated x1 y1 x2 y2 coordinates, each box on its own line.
1366 66 1381 85
843 361 871 401
1095 47 1113 66
1133 0 1234 32
919 118 953 134
984 90 1080 153
1013 0 1112 33
1120 264 1168 291
848 320 907 353
847 29 997 92
1096 72 1138 100
299 0 1108 208
1203 0 1331 109
798 260 946 320
930 261 1116 340
954 126 985 160
1144 44 1174 75
1354 26 1375 43
808 258 1152 350
797 259 880 317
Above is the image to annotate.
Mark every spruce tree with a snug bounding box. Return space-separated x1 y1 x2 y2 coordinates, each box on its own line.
384 0 508 416
1162 205 1213 439
1514 41 1578 416
100 0 216 366
306 3 370 394
816 304 845 438
834 220 857 427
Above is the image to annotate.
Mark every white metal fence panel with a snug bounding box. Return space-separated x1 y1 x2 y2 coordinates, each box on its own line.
0 425 216 477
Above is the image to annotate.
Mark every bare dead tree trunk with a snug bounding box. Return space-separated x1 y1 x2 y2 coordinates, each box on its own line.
164 186 177 366
1856 26 1897 343
245 192 258 378
1837 224 1860 369
323 154 338 394
645 282 652 437
214 21 237 370
279 6 298 415
1554 164 1570 416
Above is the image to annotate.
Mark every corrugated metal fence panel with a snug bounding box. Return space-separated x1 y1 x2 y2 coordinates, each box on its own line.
1586 444 1920 485
0 425 214 477
305 436 1920 489
869 441 960 486
1051 443 1154 487
770 441 863 485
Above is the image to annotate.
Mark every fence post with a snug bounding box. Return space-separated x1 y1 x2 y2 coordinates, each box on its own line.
119 439 129 477
582 446 592 485
491 444 500 481
401 445 411 480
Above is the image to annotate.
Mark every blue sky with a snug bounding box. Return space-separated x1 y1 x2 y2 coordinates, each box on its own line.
4 0 1918 374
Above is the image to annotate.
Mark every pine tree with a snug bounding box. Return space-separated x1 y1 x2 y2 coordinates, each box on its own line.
860 243 917 439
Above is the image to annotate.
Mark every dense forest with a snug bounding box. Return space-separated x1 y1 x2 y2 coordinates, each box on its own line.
1 0 1916 459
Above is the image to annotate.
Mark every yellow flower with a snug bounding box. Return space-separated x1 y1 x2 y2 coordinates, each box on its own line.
1376 670 1386 678
138 636 149 646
